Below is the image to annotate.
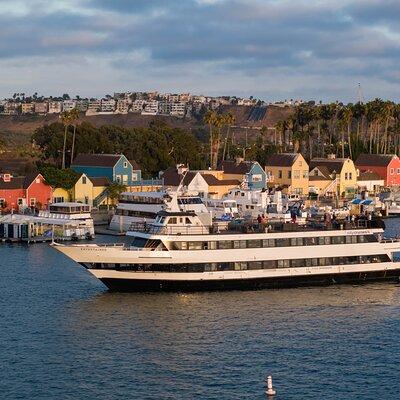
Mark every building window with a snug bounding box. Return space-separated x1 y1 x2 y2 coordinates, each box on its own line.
390 168 394 175
30 198 36 206
288 171 292 179
116 175 121 183
123 162 128 168
303 170 308 178
82 176 87 184
0 198 5 207
397 168 400 174
53 197 64 203
349 172 352 180
278 170 282 179
252 174 263 182
17 198 24 206
35 178 40 184
132 173 138 181
293 170 300 179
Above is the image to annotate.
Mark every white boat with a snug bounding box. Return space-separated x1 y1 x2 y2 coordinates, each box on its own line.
109 191 208 232
53 192 400 292
0 202 94 241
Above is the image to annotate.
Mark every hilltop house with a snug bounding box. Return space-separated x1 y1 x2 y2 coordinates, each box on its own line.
309 156 358 197
265 153 309 195
219 159 267 190
355 154 400 186
71 154 141 186
0 173 52 211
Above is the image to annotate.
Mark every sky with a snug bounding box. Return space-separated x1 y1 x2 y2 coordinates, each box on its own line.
0 0 399 102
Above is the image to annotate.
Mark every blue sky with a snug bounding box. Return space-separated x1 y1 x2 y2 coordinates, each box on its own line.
1 0 399 102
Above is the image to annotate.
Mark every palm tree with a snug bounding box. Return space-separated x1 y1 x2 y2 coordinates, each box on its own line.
69 108 80 164
222 112 235 161
275 120 287 153
60 111 73 169
203 110 217 168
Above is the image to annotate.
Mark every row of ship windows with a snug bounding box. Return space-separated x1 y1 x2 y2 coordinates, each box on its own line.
170 234 378 250
94 254 390 272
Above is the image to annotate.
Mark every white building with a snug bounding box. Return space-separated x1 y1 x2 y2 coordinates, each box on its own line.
48 101 62 114
158 101 172 115
86 99 101 115
131 99 146 113
116 99 129 114
170 101 186 117
100 98 116 113
141 100 158 115
62 100 77 112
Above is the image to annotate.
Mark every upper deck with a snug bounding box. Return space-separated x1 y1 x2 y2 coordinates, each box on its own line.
128 217 385 237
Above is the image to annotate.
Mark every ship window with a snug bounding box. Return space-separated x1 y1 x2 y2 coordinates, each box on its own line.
263 260 276 269
247 240 261 248
188 242 202 250
312 258 319 266
268 239 276 247
218 241 233 249
185 217 191 224
262 239 270 248
332 236 345 244
306 237 318 245
305 259 312 267
208 241 217 250
131 237 148 248
248 261 262 270
169 217 177 224
358 235 366 243
319 258 326 266
234 240 247 249
276 238 290 247
291 259 304 268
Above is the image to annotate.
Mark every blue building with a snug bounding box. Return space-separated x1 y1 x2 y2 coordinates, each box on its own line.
220 159 267 190
71 154 141 185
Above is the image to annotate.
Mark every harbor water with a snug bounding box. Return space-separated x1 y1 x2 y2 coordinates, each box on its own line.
1 219 400 399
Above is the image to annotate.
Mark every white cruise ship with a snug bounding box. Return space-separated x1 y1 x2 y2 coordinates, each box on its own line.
53 192 400 292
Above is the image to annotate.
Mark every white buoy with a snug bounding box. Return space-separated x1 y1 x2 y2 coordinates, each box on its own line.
265 375 276 396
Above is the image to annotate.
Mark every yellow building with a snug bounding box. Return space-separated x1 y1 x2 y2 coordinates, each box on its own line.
52 174 111 206
265 153 309 195
309 157 358 197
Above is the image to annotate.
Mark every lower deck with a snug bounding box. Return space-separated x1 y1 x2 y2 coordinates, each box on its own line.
99 269 400 292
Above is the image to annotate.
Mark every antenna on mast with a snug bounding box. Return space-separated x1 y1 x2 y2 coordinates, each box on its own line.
357 83 364 104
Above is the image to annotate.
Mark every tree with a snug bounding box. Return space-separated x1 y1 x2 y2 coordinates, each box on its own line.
69 108 80 164
107 182 127 200
60 111 73 169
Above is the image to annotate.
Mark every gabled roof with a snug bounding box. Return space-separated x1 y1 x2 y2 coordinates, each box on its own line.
161 167 194 187
72 154 124 168
220 160 254 174
309 158 350 174
0 173 43 190
201 174 240 186
358 170 384 181
309 175 331 181
89 176 111 187
266 153 300 167
355 154 397 167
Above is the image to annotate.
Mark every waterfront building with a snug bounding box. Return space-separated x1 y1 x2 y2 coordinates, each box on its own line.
356 171 385 193
355 154 400 187
0 173 52 211
220 159 267 190
310 156 358 197
309 166 337 197
265 153 309 195
71 154 141 186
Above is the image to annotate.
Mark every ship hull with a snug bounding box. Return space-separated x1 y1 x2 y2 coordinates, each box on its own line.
99 269 400 292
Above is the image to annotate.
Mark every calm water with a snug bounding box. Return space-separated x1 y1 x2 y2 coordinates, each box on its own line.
1 220 400 399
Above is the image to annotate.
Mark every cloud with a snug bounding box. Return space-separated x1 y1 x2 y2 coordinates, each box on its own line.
0 0 399 101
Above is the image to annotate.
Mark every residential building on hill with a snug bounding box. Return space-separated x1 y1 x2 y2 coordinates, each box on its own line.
21 103 35 114
355 154 400 186
48 101 62 114
309 156 358 197
71 154 141 186
34 102 48 115
265 153 309 195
